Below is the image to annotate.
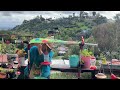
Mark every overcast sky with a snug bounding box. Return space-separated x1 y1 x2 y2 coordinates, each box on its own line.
0 11 120 30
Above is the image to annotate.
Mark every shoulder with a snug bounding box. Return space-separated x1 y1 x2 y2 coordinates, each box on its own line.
49 50 54 53
30 46 38 49
30 46 38 52
24 47 28 50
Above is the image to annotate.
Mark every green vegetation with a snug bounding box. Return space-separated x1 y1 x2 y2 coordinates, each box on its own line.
81 49 93 56
50 71 91 79
0 43 16 54
1 11 120 79
0 11 120 61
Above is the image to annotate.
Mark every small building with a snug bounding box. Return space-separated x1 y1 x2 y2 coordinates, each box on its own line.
17 35 34 41
0 34 9 43
0 54 8 65
57 45 68 56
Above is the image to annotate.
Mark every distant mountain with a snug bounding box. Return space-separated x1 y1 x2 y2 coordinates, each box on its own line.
9 12 108 40
0 27 12 30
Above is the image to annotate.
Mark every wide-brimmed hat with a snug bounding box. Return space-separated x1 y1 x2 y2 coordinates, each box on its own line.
95 73 107 79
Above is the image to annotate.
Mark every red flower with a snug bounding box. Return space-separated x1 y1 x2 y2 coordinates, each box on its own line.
90 66 97 70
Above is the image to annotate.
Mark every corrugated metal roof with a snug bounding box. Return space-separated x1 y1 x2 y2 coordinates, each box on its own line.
0 54 8 63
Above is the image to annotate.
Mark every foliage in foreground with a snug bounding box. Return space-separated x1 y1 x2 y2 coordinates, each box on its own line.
50 72 91 79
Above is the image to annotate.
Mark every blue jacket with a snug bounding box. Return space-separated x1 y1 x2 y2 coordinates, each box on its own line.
24 46 54 78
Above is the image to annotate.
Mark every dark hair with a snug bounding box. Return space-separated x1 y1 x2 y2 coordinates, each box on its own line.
17 43 24 49
42 44 51 53
48 30 54 35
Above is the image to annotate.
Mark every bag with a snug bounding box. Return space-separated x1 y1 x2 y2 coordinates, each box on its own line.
29 62 41 79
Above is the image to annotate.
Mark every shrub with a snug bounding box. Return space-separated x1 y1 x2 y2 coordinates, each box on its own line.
81 49 93 57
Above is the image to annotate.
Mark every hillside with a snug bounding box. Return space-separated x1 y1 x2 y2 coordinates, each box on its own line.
1 12 120 59
10 12 108 41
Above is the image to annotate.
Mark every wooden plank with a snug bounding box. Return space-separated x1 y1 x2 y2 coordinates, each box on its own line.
102 64 120 70
51 64 97 72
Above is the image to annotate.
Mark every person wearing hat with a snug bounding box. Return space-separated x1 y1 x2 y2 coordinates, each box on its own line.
24 43 54 79
39 43 54 79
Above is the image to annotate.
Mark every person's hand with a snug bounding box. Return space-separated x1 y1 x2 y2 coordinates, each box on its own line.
38 44 42 50
38 44 43 55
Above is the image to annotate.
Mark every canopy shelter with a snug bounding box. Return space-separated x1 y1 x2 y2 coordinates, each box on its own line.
0 34 9 43
12 35 34 50
0 54 8 64
17 35 34 41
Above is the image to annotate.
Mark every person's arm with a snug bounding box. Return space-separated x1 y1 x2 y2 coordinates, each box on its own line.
38 44 43 55
29 46 37 70
35 46 44 66
24 47 28 59
49 50 54 62
29 50 33 70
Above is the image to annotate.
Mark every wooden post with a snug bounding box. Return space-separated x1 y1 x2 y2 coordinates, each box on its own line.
78 50 82 79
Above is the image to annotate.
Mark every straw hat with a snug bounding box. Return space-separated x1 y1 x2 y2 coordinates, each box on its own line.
95 73 107 79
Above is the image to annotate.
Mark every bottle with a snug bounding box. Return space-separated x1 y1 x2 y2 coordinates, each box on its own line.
90 56 96 66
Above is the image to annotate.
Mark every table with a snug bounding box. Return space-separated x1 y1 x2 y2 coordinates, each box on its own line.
51 64 98 79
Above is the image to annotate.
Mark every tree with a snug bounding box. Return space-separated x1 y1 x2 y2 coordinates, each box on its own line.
93 14 107 25
114 13 120 23
83 12 89 18
92 22 117 53
80 11 84 18
114 14 120 52
23 20 28 24
79 11 85 21
92 11 96 16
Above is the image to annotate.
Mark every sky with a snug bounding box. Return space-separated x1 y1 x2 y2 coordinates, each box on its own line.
0 11 120 30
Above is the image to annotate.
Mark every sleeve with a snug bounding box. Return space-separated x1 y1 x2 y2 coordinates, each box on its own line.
29 49 33 70
39 54 44 64
24 47 27 53
29 46 37 70
49 50 54 62
30 46 44 66
24 47 28 59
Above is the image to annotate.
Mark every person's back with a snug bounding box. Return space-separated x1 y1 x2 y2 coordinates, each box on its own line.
29 46 44 69
24 46 44 78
